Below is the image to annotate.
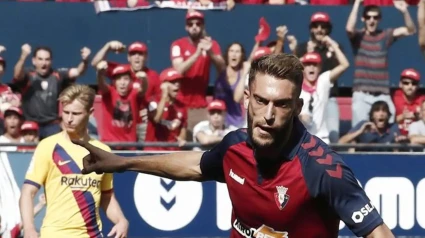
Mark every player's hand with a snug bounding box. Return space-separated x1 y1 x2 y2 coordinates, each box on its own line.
200 37 213 52
21 44 32 57
23 228 39 238
81 47 91 61
38 193 46 206
0 45 6 54
394 0 408 13
360 121 376 133
96 61 108 74
107 220 129 238
71 139 127 174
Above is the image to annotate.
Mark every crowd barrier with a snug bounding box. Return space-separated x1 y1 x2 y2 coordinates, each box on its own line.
6 151 425 237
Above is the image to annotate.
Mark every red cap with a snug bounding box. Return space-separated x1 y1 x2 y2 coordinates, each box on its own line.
5 106 23 117
310 12 331 24
128 41 147 54
207 100 226 111
186 11 204 21
301 52 322 64
21 121 39 131
111 65 132 77
253 47 272 60
160 67 184 82
401 68 420 81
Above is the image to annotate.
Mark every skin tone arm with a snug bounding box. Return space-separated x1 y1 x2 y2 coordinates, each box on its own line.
346 0 362 38
393 0 416 38
418 0 425 52
196 131 224 146
19 184 40 238
91 41 125 67
323 36 350 83
68 47 91 78
338 122 375 144
100 192 128 238
96 61 110 94
14 44 31 81
365 224 395 238
172 42 203 74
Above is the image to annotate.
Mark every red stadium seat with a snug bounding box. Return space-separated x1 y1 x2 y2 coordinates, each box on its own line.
337 97 352 120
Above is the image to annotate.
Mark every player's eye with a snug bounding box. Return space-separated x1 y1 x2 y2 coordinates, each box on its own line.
254 96 267 105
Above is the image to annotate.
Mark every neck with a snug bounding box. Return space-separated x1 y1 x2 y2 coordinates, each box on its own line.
228 65 241 72
63 130 90 142
304 79 316 87
5 133 21 141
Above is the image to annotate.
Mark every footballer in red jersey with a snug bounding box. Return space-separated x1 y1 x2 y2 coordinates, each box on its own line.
74 54 394 238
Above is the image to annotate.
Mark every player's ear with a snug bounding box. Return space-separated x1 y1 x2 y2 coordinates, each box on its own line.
243 89 250 110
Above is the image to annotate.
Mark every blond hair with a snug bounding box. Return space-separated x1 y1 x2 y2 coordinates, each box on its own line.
58 84 96 111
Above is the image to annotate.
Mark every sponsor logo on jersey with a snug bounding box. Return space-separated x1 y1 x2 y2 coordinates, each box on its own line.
351 202 376 224
61 175 101 189
233 219 288 238
229 169 245 185
274 186 290 210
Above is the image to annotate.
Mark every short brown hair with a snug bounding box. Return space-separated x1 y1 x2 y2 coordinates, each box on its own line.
248 53 304 97
58 84 96 111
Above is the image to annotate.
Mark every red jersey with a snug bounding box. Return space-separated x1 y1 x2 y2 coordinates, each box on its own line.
100 85 139 142
310 0 347 4
393 89 425 135
170 37 221 108
144 99 187 151
200 119 383 238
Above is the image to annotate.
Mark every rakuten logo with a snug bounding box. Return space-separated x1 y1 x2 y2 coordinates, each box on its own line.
61 176 101 189
351 202 375 223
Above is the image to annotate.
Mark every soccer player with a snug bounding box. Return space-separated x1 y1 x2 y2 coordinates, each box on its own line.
19 84 128 238
73 54 394 238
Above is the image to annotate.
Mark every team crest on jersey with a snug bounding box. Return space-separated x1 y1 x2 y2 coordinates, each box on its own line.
41 81 48 90
274 186 290 210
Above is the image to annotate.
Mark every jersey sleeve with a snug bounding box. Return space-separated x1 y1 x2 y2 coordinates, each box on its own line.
101 173 114 192
200 130 244 182
302 147 383 237
24 141 52 188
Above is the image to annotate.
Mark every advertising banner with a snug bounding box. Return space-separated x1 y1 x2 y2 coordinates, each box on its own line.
7 152 425 237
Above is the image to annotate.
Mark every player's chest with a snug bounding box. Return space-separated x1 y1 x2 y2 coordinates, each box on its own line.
223 155 311 229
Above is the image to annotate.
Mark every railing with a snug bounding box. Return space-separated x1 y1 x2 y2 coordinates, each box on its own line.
3 142 425 151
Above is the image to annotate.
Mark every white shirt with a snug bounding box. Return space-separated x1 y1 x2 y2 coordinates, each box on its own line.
408 120 425 136
0 135 25 152
192 120 238 151
300 71 332 144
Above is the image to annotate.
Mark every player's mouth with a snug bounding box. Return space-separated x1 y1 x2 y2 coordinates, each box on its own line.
257 125 273 135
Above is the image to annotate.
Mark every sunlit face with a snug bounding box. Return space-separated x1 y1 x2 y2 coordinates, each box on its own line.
362 11 380 33
208 110 225 128
32 49 52 76
244 73 302 155
22 130 38 142
127 52 146 72
371 108 389 129
303 63 321 83
114 74 132 96
399 78 418 97
4 113 22 137
167 80 181 98
185 19 204 41
310 22 329 42
62 99 92 136
227 44 243 68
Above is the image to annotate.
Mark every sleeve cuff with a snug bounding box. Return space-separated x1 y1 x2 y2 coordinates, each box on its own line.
24 179 41 189
353 216 384 237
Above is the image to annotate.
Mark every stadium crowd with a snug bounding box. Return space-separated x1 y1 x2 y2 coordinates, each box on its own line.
0 0 423 153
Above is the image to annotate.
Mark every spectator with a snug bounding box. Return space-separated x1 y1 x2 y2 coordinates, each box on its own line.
144 68 187 151
18 121 39 151
263 25 287 55
170 10 225 135
91 40 158 142
298 36 349 144
0 107 24 152
12 44 91 139
192 100 237 151
408 100 425 145
393 68 424 136
0 55 21 116
214 43 250 128
96 61 145 147
339 101 407 152
291 12 343 144
346 0 416 127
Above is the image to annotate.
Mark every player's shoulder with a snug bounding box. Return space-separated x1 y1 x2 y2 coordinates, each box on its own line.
172 37 187 46
221 128 249 148
89 139 112 152
297 133 346 175
36 133 62 150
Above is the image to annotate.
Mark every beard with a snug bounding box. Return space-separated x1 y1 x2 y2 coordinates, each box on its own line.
247 109 293 162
